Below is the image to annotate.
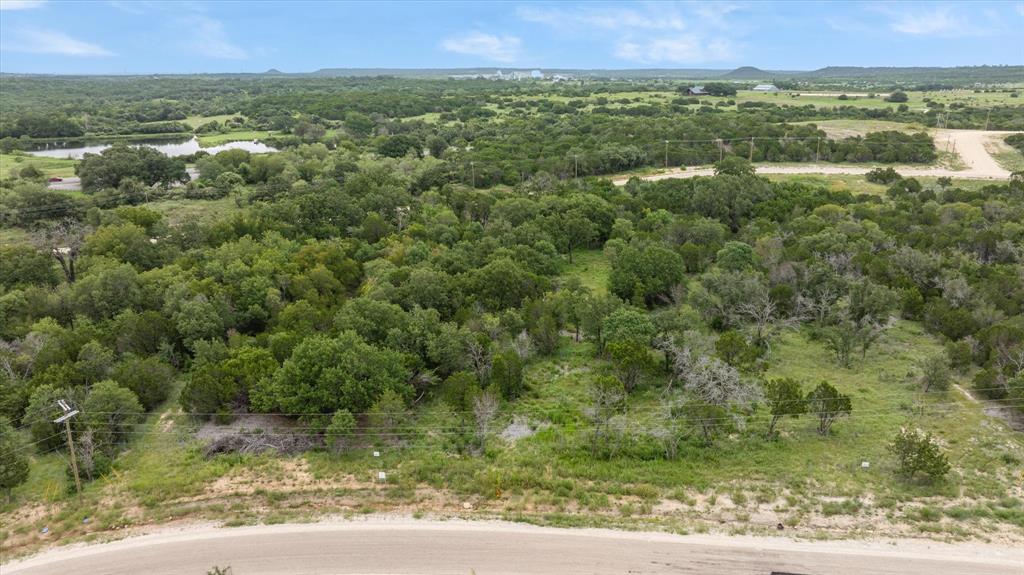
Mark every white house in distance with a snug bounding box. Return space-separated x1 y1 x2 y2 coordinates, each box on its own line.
752 83 780 92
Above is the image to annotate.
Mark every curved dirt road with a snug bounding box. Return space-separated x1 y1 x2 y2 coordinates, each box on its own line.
5 519 1023 575
612 129 1018 185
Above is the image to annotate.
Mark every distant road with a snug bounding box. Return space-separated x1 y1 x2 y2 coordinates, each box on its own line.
5 519 1023 575
613 129 1017 185
46 168 200 192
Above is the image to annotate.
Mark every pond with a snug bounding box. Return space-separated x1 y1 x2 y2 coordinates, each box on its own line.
26 137 277 160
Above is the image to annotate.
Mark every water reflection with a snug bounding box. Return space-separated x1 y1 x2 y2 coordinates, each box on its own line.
28 137 277 159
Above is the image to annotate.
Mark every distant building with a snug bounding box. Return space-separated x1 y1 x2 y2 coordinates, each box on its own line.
752 84 780 92
531 69 544 79
686 86 707 95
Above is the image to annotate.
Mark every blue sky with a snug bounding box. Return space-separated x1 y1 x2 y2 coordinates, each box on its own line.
0 1 1021 74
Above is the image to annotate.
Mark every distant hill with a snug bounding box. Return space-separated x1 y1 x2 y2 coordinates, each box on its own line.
799 65 1024 83
307 68 730 79
720 66 770 79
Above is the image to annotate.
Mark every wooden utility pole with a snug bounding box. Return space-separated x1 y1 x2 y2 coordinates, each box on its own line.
816 137 821 163
984 108 991 131
664 140 669 168
749 137 754 162
574 154 579 185
54 400 81 495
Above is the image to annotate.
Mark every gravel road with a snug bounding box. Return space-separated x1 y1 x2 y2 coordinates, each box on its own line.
5 519 1023 575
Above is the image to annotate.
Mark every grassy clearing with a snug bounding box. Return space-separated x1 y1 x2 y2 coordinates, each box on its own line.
183 114 243 129
562 249 610 295
984 138 1024 172
0 153 78 179
737 89 1021 111
763 173 890 195
197 131 275 147
145 196 240 227
790 119 930 138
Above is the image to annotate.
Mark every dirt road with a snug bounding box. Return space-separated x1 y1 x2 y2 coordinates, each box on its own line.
612 129 1018 185
5 519 1023 575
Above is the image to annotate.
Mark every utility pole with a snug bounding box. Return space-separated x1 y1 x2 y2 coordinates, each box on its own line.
749 137 754 162
574 154 579 185
717 138 723 162
816 137 821 163
984 108 991 131
664 140 669 169
470 161 475 189
54 400 81 495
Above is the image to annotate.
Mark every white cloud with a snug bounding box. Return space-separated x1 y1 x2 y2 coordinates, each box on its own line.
2 28 113 56
441 32 522 63
614 37 735 65
183 15 248 59
517 5 686 31
0 0 45 10
889 7 959 35
517 2 743 64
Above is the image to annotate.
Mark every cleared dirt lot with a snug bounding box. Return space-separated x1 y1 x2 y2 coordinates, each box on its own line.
613 129 1018 185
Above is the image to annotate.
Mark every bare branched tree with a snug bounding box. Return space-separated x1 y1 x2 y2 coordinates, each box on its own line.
467 339 492 383
32 219 88 283
0 333 47 381
512 330 533 360
736 291 804 354
584 376 626 458
683 356 760 412
795 285 839 326
649 394 689 460
472 389 500 452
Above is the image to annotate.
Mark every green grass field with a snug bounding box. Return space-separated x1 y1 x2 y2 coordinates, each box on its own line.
197 130 276 146
0 153 78 179
985 138 1024 172
562 249 611 295
183 114 244 129
790 119 931 138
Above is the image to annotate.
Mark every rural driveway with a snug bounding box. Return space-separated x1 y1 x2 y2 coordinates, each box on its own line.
5 519 1023 575
612 129 1019 185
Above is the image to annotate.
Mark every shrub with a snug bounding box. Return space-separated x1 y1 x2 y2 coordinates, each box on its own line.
889 428 950 483
113 355 175 411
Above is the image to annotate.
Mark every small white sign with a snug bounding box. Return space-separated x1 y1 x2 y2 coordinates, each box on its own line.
378 471 387 481
373 451 380 457
861 461 870 469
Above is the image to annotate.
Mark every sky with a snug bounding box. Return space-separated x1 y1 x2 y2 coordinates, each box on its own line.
0 0 1022 74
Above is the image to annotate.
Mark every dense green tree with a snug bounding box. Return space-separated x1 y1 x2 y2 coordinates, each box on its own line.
763 378 806 437
806 381 852 435
83 380 143 453
255 333 410 425
608 245 684 306
0 416 30 500
607 340 651 392
491 350 525 400
112 355 175 411
77 143 188 192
